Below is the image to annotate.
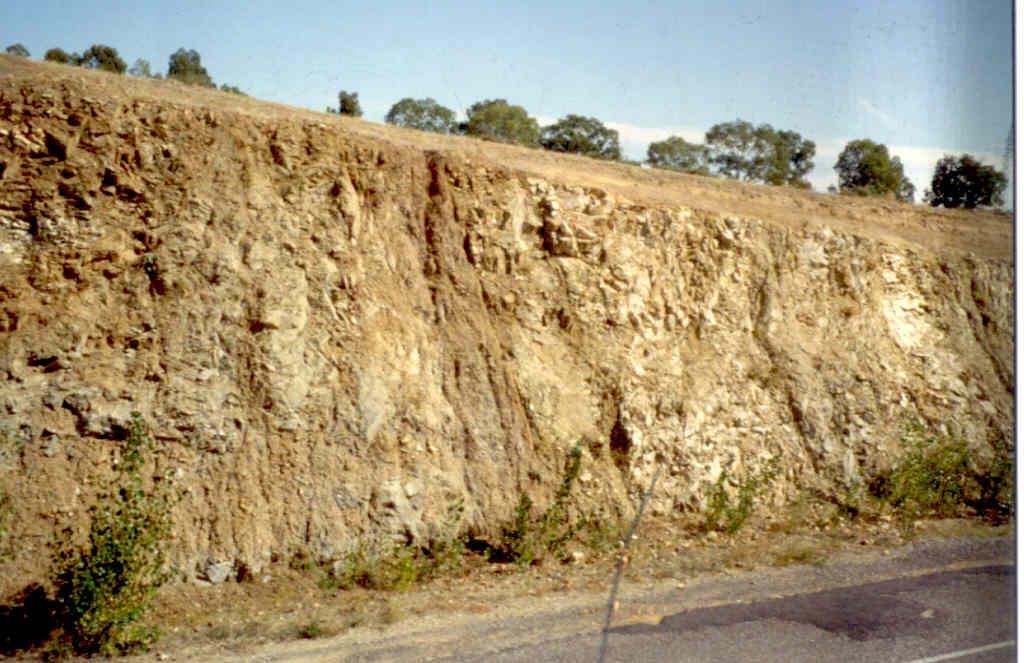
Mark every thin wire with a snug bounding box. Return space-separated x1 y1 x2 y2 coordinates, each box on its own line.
597 464 663 663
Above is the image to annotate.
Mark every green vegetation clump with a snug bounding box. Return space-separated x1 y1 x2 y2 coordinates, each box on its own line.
40 44 126 72
5 43 30 58
386 97 457 134
323 500 466 591
76 44 127 74
869 419 1013 523
295 620 332 639
540 115 622 160
328 90 363 117
926 154 1008 209
167 47 214 87
0 424 20 556
48 413 176 657
705 120 815 187
328 543 432 591
703 457 780 535
463 99 541 146
44 48 73 64
492 443 587 565
317 445 616 590
646 136 710 175
834 138 915 201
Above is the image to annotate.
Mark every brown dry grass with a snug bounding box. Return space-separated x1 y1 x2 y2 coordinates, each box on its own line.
1 54 1011 262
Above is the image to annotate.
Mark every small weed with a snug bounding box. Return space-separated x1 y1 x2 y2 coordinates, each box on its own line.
0 491 13 559
703 457 780 535
329 544 417 591
493 443 586 565
206 624 235 641
0 422 23 470
834 479 871 521
0 423 17 560
295 620 333 640
577 514 625 555
288 547 317 573
325 500 468 591
316 572 340 592
380 601 403 625
426 498 468 575
772 545 826 568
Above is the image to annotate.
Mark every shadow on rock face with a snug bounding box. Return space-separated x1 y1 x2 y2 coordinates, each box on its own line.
0 583 60 655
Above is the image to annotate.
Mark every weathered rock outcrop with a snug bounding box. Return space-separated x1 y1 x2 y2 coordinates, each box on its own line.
0 58 1013 586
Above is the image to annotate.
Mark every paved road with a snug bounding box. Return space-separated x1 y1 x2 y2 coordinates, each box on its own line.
224 536 1013 663
462 564 1014 663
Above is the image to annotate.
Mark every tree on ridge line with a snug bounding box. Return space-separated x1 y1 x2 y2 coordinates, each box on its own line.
925 154 1007 209
540 114 621 160
834 138 915 202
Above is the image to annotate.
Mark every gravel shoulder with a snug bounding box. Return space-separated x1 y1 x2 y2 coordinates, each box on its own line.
120 519 1012 663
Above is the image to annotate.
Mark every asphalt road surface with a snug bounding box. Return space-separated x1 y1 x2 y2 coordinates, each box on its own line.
462 564 1014 663
222 536 1013 663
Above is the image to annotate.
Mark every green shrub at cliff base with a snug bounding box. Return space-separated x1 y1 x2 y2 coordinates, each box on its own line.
0 490 12 559
327 539 462 592
495 443 585 565
871 419 1014 523
977 433 1015 522
703 457 780 535
0 423 22 560
49 413 176 656
327 500 467 591
331 543 426 591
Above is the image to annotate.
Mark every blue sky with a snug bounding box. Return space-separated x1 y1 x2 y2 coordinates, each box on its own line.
3 0 1013 205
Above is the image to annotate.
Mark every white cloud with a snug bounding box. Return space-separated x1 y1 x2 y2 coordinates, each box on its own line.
857 98 898 131
538 117 704 162
603 121 704 158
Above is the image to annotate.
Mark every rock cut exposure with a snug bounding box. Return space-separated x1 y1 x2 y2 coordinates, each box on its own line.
0 55 1012 586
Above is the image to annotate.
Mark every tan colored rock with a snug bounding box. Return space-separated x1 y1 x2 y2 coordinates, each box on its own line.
0 58 1013 590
